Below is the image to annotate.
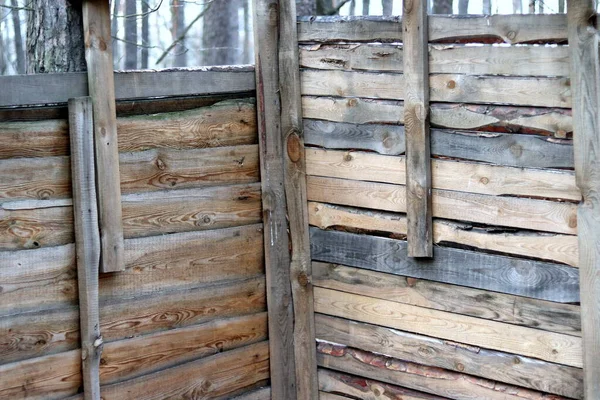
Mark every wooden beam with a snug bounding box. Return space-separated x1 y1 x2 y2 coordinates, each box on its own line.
403 0 432 257
253 0 297 397
82 0 124 273
567 1 600 397
279 0 319 398
68 97 102 400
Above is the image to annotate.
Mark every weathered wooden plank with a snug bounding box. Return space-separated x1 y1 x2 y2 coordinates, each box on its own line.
403 0 432 257
315 288 582 367
302 97 403 124
297 15 567 44
82 0 124 273
300 44 570 77
0 276 266 364
100 341 270 399
307 176 578 235
280 0 318 397
0 68 255 108
0 99 257 160
306 148 579 201
317 315 583 398
230 387 271 400
317 343 574 400
319 392 354 400
568 2 600 397
0 156 70 201
68 97 102 400
254 0 297 397
301 70 572 108
309 203 579 267
310 228 580 302
313 263 581 336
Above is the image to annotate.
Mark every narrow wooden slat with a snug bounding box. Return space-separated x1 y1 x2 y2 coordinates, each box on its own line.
68 97 101 400
279 0 318 397
230 387 271 400
313 263 581 336
297 15 567 44
254 0 297 397
315 288 582 367
100 341 270 399
82 0 124 273
302 96 403 125
307 176 578 235
568 2 600 397
309 203 579 267
310 228 580 303
300 44 570 77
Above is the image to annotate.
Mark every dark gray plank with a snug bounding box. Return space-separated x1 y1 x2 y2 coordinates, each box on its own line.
309 227 580 303
0 67 255 107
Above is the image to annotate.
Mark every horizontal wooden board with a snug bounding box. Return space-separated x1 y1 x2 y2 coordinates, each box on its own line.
313 263 581 336
0 67 256 107
0 183 262 250
316 315 582 398
306 148 579 200
0 99 256 160
309 203 579 267
308 176 578 235
0 276 266 365
300 43 570 77
100 341 270 400
297 14 568 44
317 343 574 400
301 70 571 108
315 288 582 367
230 387 271 400
310 228 580 302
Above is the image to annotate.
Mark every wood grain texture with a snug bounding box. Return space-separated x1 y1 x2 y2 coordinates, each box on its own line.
317 343 574 400
568 2 600 397
316 315 582 398
310 228 580 303
313 263 581 336
300 43 570 77
298 15 567 44
254 0 297 397
82 0 124 273
306 148 579 200
301 70 572 108
68 97 102 400
100 341 270 400
307 176 578 235
315 288 582 367
309 203 579 267
230 387 271 400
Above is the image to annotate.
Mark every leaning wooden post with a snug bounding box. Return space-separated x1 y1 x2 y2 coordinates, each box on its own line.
82 0 125 272
253 0 298 398
68 97 103 400
279 0 319 397
567 1 600 397
403 0 433 257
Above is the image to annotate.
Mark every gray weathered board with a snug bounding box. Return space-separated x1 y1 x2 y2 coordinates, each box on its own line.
309 227 579 303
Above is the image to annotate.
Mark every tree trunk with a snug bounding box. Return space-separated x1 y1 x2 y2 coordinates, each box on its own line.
513 0 522 13
382 0 392 15
482 0 491 14
458 0 468 14
538 0 543 13
141 0 149 69
432 0 452 14
0 3 6 75
243 0 251 63
10 0 25 74
529 0 535 13
26 0 86 73
202 0 239 65
171 0 186 67
558 0 565 13
362 0 370 15
349 0 355 15
296 0 317 15
112 0 120 69
124 0 137 69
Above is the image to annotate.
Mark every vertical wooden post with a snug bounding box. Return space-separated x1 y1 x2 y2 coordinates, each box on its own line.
279 0 319 397
82 0 125 273
68 97 102 400
403 0 433 257
253 0 298 398
567 1 600 397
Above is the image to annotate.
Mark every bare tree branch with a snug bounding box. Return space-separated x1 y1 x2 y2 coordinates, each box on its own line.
114 0 163 18
0 3 32 11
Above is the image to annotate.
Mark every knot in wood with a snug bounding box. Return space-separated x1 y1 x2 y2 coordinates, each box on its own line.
343 153 353 162
287 132 302 163
447 80 456 89
297 272 309 287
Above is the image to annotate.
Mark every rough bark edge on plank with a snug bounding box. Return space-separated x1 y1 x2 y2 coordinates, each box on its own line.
68 97 102 400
